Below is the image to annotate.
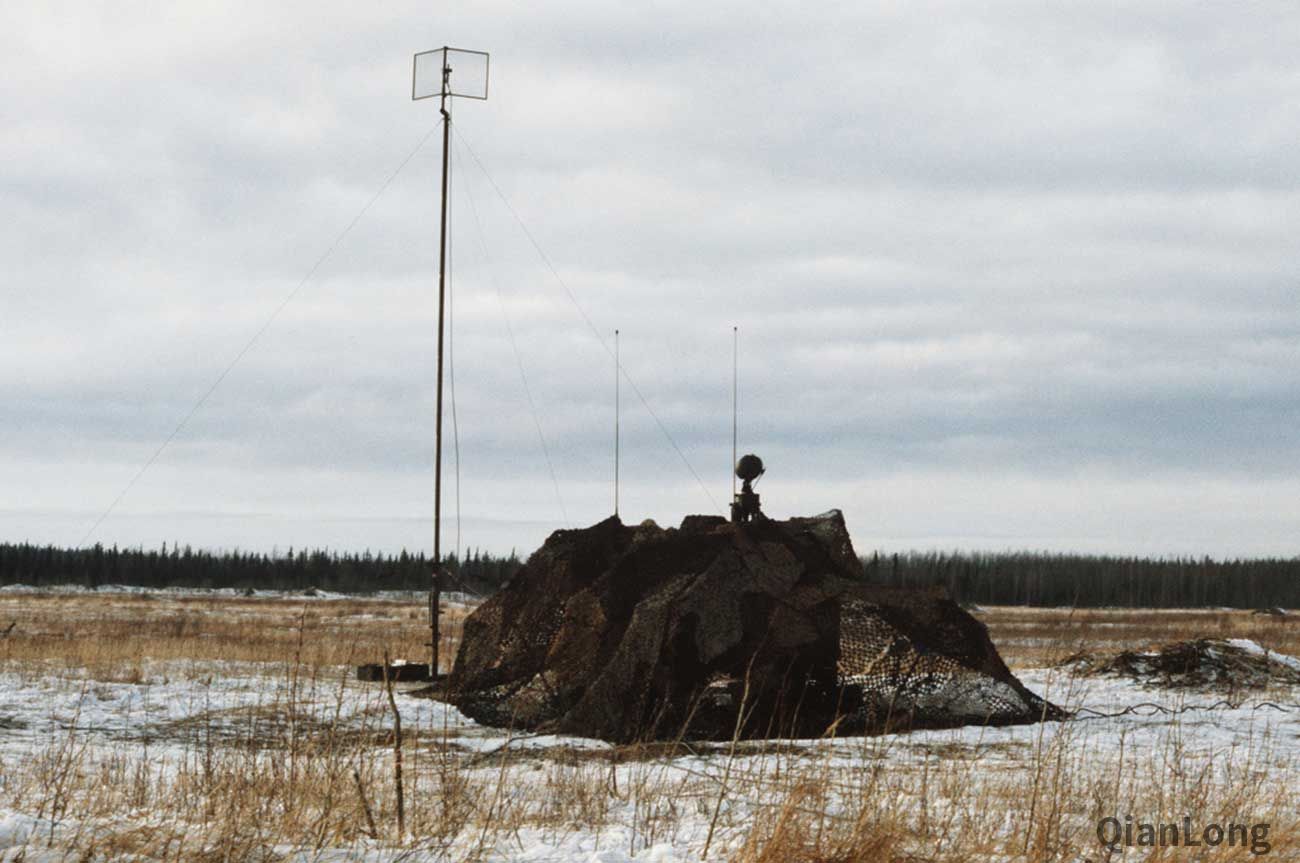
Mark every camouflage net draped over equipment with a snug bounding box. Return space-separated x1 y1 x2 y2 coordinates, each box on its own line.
446 511 1061 742
1061 638 1300 690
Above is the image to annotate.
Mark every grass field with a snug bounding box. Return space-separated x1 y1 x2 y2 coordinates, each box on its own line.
0 589 1296 861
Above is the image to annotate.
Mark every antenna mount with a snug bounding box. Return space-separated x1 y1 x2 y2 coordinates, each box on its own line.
731 454 765 524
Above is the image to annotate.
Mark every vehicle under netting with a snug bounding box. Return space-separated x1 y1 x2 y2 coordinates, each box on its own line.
431 510 1063 742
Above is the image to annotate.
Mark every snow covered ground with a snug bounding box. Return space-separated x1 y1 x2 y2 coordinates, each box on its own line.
1 590 1296 862
1 650 1296 861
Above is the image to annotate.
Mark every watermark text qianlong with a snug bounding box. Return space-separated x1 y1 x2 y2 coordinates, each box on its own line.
1094 815 1271 856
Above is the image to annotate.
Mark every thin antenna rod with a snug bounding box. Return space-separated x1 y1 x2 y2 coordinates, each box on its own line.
614 329 620 518
732 326 738 501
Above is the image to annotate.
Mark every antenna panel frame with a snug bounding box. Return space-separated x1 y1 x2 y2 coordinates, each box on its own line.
412 47 490 102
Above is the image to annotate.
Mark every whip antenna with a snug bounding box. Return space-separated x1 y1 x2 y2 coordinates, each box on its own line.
614 329 621 518
412 45 489 678
732 326 738 501
728 327 765 524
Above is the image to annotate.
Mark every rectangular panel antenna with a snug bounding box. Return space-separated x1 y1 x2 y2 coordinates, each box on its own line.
412 47 490 101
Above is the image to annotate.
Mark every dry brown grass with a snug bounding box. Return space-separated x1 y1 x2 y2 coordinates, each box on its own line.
0 591 470 681
979 605 1300 668
0 593 1295 862
7 592 1290 679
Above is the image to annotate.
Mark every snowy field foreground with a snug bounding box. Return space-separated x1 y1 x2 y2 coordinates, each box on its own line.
0 594 1295 862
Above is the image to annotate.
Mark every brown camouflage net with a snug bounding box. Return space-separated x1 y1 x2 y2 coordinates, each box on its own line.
836 586 1060 729
445 511 1061 742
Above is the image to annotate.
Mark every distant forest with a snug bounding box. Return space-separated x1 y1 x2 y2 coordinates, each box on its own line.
0 542 1295 608
0 542 521 598
865 550 1297 609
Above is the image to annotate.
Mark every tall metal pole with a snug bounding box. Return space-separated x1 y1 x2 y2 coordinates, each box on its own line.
431 57 452 677
614 329 620 518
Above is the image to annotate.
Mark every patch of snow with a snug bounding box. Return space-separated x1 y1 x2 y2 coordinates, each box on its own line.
0 810 40 849
1226 638 1300 671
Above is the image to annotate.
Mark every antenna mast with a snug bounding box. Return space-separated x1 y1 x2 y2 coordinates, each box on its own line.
732 326 738 499
614 329 620 518
412 46 489 677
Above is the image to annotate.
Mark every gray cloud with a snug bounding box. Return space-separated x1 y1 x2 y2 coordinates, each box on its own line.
3 1 1299 558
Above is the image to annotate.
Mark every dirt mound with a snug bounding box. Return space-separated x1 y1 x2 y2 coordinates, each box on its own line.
1062 638 1300 689
444 511 1059 742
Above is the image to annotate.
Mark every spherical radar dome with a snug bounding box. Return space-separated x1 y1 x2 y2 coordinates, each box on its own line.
735 453 765 482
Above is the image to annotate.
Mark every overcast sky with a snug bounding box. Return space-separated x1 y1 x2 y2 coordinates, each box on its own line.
3 2 1299 559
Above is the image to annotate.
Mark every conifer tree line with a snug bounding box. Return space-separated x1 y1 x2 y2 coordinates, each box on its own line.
0 541 1296 607
0 542 521 596
863 550 1298 608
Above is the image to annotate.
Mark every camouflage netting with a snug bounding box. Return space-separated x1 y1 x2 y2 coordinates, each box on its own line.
445 511 1061 742
1061 638 1300 689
